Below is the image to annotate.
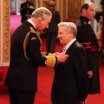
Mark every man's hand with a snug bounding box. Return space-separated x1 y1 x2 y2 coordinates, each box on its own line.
80 101 86 104
56 53 69 63
87 70 93 78
29 5 35 9
52 52 60 56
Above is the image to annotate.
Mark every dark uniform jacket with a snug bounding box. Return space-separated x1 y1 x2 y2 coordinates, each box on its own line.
20 1 35 23
76 16 100 94
46 7 60 33
45 7 60 53
51 41 88 104
5 21 48 92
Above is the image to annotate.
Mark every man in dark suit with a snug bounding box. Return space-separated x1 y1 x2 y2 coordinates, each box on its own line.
5 7 68 104
76 2 100 94
51 22 88 104
45 0 60 54
20 0 35 23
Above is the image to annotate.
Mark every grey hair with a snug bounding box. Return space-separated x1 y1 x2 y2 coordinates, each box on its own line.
58 22 77 37
31 7 52 19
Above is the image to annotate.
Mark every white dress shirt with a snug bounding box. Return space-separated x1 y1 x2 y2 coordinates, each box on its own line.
62 38 76 53
27 19 36 29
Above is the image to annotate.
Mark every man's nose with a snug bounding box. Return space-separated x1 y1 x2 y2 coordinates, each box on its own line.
46 25 49 29
57 34 60 38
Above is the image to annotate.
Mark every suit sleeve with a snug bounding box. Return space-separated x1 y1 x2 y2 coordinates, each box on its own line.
72 47 88 101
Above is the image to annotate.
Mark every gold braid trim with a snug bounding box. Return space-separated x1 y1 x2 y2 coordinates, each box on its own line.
41 51 47 56
45 55 57 67
23 27 42 60
29 27 42 45
23 31 31 60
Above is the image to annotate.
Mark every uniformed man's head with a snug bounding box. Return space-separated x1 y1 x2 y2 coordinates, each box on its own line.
48 0 56 7
31 7 52 31
80 2 95 20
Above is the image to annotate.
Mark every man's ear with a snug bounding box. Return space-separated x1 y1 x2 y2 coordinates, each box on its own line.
82 9 87 14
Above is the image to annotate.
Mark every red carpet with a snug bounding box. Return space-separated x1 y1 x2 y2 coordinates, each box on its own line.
0 15 104 104
0 65 104 104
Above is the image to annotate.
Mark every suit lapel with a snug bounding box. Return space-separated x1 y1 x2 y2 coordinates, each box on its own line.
65 40 77 54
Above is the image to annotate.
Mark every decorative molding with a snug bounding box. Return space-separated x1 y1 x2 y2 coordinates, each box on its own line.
0 0 2 66
0 0 1 63
68 0 81 20
0 0 10 66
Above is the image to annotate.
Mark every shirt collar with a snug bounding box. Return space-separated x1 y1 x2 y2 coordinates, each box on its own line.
80 16 90 22
27 19 36 29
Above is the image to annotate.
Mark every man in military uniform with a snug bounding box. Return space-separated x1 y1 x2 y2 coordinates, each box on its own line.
45 0 60 54
20 0 35 23
5 7 68 104
76 2 100 94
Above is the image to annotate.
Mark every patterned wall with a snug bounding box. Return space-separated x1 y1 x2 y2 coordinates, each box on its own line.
0 0 1 64
68 0 81 20
0 0 10 66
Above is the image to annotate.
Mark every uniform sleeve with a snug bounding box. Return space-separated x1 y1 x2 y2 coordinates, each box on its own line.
24 33 57 67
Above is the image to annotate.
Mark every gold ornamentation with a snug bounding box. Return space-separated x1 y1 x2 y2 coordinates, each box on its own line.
0 0 10 66
45 55 56 67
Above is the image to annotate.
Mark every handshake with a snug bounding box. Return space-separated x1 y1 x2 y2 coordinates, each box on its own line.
50 52 69 63
42 52 69 67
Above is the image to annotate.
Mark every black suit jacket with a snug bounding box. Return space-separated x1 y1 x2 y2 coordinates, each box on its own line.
51 41 88 104
5 21 47 92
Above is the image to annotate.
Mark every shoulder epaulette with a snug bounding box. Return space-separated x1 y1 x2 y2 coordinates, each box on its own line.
76 20 81 26
29 27 42 45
